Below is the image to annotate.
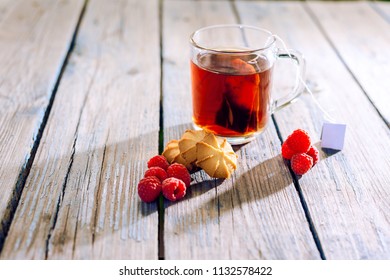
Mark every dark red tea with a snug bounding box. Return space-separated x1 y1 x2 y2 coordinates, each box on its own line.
191 52 273 137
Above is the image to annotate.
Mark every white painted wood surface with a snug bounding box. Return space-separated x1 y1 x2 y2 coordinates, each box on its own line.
374 1 390 23
1 0 160 259
162 0 320 260
236 0 390 259
307 1 390 126
0 0 84 252
0 0 389 260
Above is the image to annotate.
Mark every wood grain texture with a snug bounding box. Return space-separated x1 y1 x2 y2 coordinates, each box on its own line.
373 1 390 22
1 0 160 259
306 1 390 126
236 0 390 259
162 0 320 259
0 0 16 21
0 0 84 251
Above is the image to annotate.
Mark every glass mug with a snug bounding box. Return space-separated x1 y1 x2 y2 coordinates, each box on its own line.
190 24 305 144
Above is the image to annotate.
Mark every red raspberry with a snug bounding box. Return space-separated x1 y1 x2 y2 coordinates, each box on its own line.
281 141 295 160
137 176 162 203
291 153 313 175
147 155 169 171
285 129 311 153
306 145 319 166
162 178 186 201
167 163 191 187
144 167 168 182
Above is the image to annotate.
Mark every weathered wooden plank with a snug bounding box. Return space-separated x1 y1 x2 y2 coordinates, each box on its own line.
0 0 15 20
307 1 390 126
1 0 160 259
162 0 320 259
0 0 84 253
373 1 390 22
236 0 390 259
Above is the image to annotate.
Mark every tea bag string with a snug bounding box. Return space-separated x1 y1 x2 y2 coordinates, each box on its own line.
272 34 336 123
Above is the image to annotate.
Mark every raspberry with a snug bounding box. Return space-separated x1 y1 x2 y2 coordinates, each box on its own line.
162 178 186 201
285 129 311 153
137 176 162 203
144 167 168 182
147 155 169 171
291 153 313 175
306 145 319 166
281 141 295 160
167 163 191 187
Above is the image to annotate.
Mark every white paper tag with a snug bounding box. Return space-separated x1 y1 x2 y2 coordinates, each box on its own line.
321 122 347 150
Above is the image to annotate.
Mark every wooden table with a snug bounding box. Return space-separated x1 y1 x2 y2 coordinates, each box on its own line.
0 0 389 260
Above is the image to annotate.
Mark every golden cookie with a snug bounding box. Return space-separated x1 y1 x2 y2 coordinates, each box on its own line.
162 139 193 170
178 129 209 164
196 137 237 179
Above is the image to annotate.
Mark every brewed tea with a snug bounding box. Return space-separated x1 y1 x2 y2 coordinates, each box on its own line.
191 52 273 137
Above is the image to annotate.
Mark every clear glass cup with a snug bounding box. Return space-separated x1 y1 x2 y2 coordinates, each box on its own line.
190 24 305 145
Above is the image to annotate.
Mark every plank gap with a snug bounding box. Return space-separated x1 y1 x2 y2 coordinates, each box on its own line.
234 0 325 260
233 0 322 259
45 133 77 259
0 0 89 255
303 2 389 128
289 163 327 260
271 116 326 260
158 0 165 261
369 1 390 23
43 1 90 258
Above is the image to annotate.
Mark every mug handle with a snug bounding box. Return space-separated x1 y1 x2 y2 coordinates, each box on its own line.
271 49 306 113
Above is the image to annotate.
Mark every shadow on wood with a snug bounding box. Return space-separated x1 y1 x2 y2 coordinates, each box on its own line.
170 152 292 236
1 130 160 259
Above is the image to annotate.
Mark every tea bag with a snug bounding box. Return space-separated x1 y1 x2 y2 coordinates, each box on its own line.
215 55 261 134
321 122 347 150
273 34 347 150
230 56 258 74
